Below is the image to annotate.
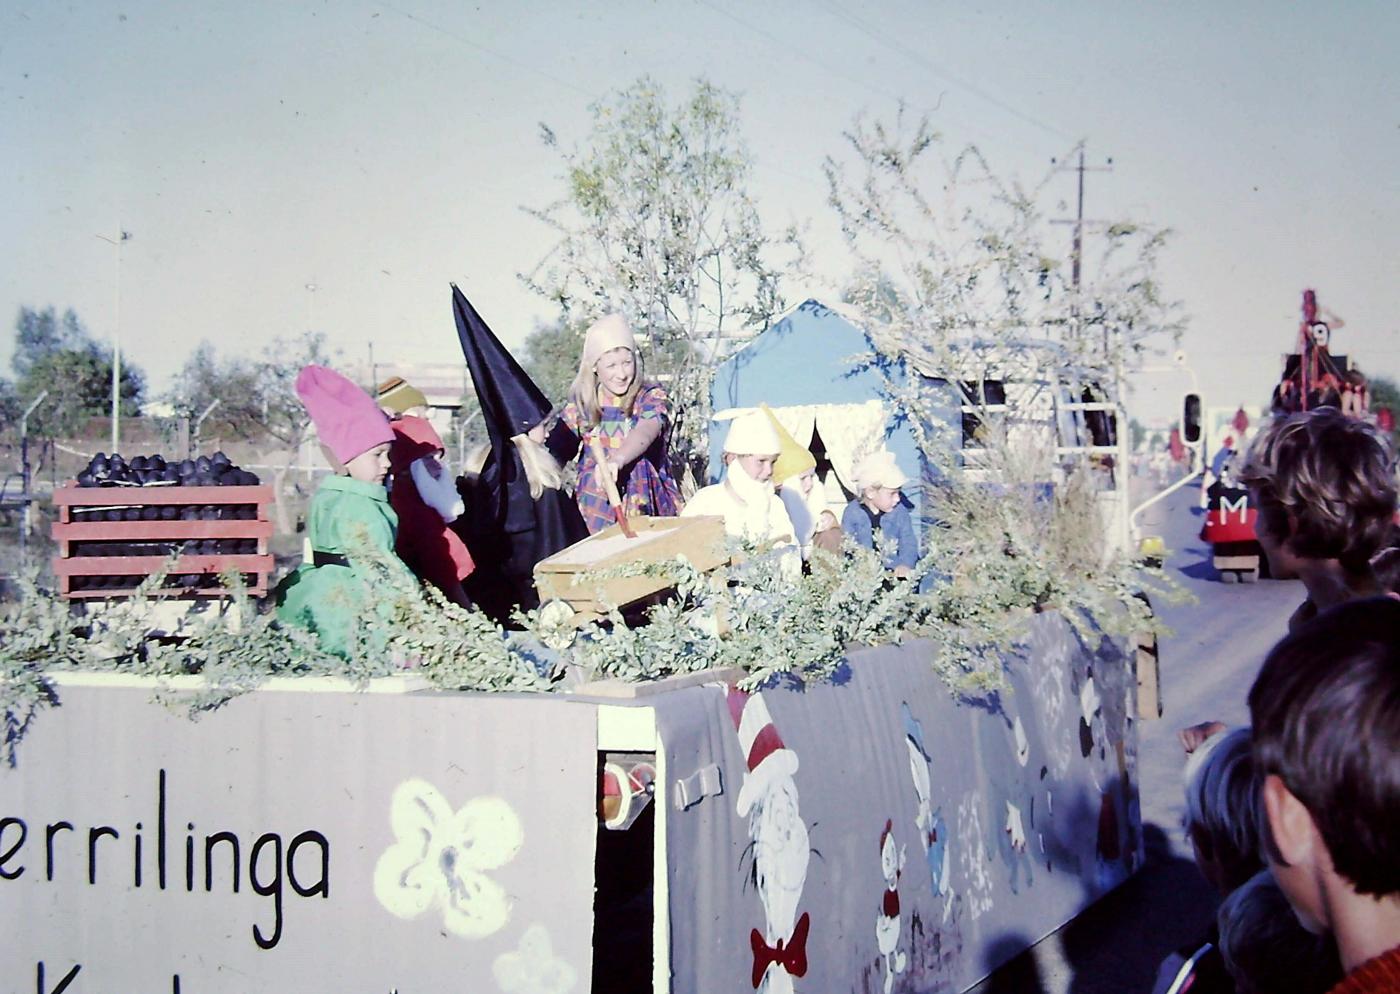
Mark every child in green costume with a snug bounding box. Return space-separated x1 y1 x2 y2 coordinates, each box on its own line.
275 365 417 658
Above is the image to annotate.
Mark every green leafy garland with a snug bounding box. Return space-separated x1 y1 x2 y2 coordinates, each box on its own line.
1 452 1182 755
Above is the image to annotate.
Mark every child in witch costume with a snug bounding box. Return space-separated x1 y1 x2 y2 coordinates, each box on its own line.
388 415 476 609
450 285 588 624
275 365 417 658
557 314 684 533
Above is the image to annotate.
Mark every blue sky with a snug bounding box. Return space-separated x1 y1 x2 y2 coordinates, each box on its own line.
3 0 1397 424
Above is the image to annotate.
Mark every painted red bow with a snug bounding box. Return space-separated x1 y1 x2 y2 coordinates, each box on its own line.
750 911 811 988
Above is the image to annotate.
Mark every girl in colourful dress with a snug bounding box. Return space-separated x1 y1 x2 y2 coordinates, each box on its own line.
557 314 684 533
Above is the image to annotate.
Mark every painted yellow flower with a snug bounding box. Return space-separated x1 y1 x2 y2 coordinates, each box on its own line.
373 778 524 939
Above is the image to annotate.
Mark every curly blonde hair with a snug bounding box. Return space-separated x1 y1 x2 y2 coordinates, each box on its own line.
1238 408 1396 572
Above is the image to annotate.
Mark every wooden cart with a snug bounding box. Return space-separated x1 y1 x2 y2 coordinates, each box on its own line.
534 515 728 620
51 482 275 599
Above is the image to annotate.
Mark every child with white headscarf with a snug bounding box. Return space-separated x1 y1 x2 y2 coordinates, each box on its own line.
682 408 799 576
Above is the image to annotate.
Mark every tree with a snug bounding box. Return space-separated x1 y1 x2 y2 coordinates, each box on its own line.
520 316 585 407
823 108 1185 413
169 332 338 532
9 306 145 437
169 332 337 450
522 76 805 472
0 377 18 431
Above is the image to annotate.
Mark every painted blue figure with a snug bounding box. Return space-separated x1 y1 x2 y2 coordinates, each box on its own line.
977 707 1036 896
902 703 951 899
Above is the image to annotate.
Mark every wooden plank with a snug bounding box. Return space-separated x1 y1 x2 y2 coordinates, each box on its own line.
52 519 274 541
52 554 273 576
63 587 262 600
574 667 745 699
51 484 272 507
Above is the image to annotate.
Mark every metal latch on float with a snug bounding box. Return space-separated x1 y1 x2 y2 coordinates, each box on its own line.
671 763 723 811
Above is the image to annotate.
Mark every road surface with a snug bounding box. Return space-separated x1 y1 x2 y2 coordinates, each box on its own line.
970 480 1302 994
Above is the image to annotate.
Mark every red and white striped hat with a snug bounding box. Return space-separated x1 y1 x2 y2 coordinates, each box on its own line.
727 686 800 815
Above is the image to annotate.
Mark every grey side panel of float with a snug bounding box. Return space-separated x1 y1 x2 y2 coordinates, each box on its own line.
656 611 1141 994
0 684 597 993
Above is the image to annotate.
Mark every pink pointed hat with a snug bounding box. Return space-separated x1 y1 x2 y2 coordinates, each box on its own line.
295 365 394 466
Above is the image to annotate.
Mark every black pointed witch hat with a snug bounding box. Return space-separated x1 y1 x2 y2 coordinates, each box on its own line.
451 284 553 530
453 283 552 445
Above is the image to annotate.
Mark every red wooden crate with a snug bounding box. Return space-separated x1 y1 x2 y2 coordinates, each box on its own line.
51 483 275 599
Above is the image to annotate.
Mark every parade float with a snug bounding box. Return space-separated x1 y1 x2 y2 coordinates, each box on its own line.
1199 289 1373 581
0 299 1173 994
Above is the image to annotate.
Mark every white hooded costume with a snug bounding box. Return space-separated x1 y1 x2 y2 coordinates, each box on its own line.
683 409 799 575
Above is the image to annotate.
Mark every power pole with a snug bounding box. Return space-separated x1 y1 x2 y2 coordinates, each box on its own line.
1051 147 1113 352
96 229 132 452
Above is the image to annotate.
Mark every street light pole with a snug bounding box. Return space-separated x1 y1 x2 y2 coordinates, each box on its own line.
96 229 132 452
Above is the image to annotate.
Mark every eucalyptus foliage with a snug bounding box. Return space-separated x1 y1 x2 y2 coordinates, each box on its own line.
522 76 806 472
824 106 1185 386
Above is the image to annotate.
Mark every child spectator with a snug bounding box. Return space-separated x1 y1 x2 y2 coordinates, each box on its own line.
1217 870 1341 994
276 365 416 658
841 450 919 577
1183 727 1264 895
388 415 475 609
1238 408 1397 631
1249 597 1400 990
557 314 683 533
1151 727 1263 994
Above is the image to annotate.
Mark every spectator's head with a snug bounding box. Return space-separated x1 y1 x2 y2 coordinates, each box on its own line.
1183 727 1263 894
1217 869 1341 994
1238 408 1397 576
1248 597 1400 943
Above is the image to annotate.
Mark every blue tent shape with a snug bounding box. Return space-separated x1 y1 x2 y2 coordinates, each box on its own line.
708 299 960 524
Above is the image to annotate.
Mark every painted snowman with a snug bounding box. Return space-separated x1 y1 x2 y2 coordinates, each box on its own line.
728 687 812 994
875 820 908 993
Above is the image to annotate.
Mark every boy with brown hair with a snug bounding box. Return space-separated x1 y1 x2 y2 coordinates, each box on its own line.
1248 597 1400 992
1238 407 1397 631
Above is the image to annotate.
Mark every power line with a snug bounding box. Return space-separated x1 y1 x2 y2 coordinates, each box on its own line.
694 0 915 111
811 0 1075 142
377 2 593 99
